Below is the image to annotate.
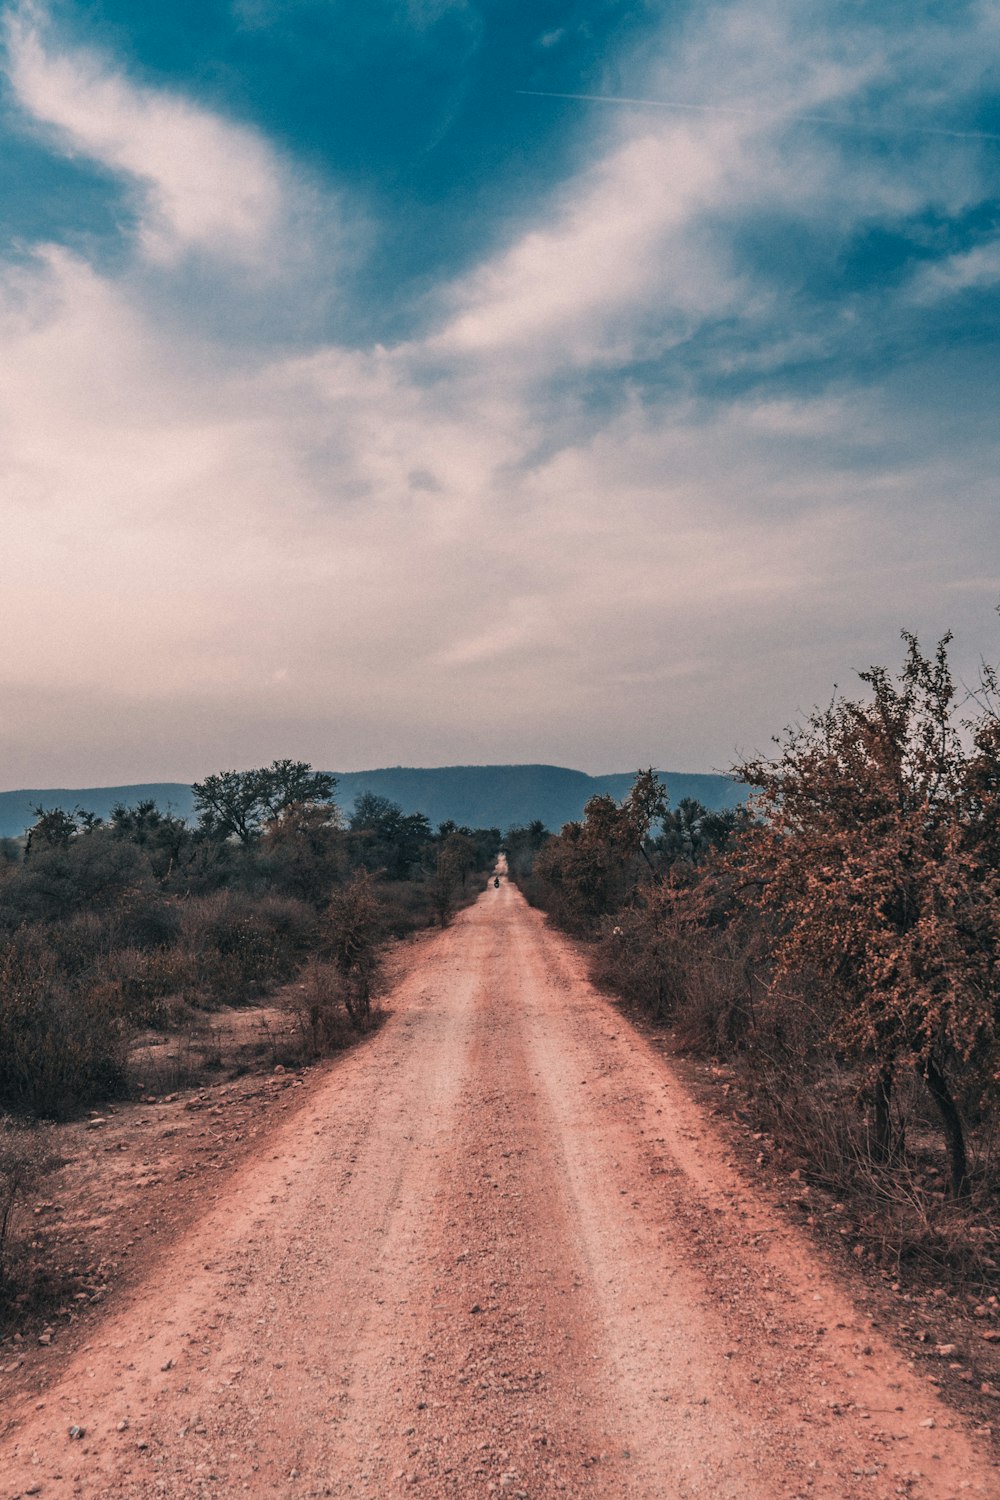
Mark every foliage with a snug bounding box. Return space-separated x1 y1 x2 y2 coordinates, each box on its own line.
652 798 753 867
323 871 384 1028
108 800 192 878
0 757 510 1114
256 801 348 907
4 828 154 927
0 932 130 1118
528 769 668 931
732 633 1000 1196
520 633 1000 1210
192 760 336 843
176 892 318 1004
431 831 479 925
503 820 550 879
349 793 434 879
286 958 353 1059
25 804 88 855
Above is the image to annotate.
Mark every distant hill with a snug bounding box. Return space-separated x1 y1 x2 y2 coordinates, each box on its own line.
333 766 744 832
0 765 744 840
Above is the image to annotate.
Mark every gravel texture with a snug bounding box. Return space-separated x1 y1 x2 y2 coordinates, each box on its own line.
0 874 996 1498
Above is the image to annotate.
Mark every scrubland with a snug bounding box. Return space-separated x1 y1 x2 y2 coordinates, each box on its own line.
513 632 1000 1294
0 765 499 1294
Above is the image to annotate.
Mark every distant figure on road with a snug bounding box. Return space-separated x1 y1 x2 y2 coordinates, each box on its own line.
494 876 500 888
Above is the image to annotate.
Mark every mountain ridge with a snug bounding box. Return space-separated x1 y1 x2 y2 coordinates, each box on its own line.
0 763 744 840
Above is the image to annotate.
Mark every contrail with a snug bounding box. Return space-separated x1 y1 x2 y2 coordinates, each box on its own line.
516 89 1000 143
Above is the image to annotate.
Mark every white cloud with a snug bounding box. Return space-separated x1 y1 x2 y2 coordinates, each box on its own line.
1 0 999 784
434 121 745 366
5 2 288 265
1 227 997 783
907 239 1000 303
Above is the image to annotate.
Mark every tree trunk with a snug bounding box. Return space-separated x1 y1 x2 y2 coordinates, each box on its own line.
872 1065 894 1164
920 1055 969 1199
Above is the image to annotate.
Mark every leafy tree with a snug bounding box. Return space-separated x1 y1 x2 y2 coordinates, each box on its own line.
734 633 1000 1197
349 793 399 833
504 820 550 880
109 800 192 879
24 806 89 858
255 760 337 824
192 770 262 843
258 801 347 906
653 798 752 868
350 794 434 879
193 761 336 844
530 770 668 929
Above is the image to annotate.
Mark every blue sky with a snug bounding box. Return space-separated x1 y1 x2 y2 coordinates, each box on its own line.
1 0 999 784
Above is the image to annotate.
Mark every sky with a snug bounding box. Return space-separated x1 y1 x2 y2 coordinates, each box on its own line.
1 0 999 786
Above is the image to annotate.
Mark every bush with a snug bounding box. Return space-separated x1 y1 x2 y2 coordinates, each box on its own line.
178 891 317 1004
323 872 384 1028
375 879 438 936
286 958 354 1058
105 945 194 1027
10 831 154 925
0 935 129 1118
0 1117 58 1281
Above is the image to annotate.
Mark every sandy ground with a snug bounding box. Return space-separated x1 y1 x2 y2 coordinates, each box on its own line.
1 876 997 1499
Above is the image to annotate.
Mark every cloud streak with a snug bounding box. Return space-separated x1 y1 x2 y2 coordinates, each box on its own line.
4 3 289 265
516 90 1000 144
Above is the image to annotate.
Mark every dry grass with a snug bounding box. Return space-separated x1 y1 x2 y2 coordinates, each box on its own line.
586 911 1000 1284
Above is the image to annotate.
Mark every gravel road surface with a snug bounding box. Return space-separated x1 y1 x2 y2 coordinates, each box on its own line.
1 874 995 1498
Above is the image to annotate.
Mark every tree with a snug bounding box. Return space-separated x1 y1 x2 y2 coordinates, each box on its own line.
349 794 434 879
653 799 752 869
733 633 1000 1197
504 820 550 880
109 800 192 879
349 793 399 834
431 832 478 925
323 871 383 1027
258 801 347 906
193 761 336 844
255 760 337 824
24 806 88 858
530 770 668 930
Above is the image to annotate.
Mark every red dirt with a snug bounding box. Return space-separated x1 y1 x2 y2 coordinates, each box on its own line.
1 876 997 1498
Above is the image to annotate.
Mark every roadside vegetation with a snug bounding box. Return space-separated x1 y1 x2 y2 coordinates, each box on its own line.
0 760 500 1302
513 630 1000 1282
0 762 499 1120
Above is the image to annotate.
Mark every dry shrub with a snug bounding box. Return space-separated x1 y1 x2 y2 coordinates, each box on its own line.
131 1014 229 1095
375 879 437 936
286 958 354 1058
743 1059 1000 1277
592 901 762 1051
0 1117 59 1282
0 936 129 1118
588 893 1000 1274
323 872 384 1029
106 945 195 1027
591 910 677 1020
178 891 317 1004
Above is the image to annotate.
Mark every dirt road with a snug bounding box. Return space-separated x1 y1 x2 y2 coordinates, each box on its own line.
1 876 996 1498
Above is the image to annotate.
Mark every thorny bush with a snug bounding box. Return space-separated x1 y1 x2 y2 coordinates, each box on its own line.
521 630 1000 1249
